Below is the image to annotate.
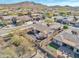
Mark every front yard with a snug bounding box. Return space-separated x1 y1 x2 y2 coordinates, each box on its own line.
47 42 60 53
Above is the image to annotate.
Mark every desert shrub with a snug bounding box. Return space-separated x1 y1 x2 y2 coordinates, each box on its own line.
45 18 54 25
11 35 23 46
0 47 17 58
45 12 53 18
0 37 5 47
11 36 36 57
9 32 36 57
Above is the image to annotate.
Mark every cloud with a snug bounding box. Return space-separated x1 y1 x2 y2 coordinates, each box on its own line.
44 0 79 6
70 0 79 1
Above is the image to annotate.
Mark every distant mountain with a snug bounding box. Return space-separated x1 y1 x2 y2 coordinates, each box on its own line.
0 1 47 8
0 1 79 11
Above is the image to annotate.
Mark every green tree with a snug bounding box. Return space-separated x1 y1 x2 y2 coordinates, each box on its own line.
45 12 53 18
16 7 21 10
63 25 68 29
12 17 17 26
59 12 67 16
0 20 5 27
67 12 71 16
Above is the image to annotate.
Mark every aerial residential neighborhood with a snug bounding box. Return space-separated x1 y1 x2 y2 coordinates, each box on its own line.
0 0 79 58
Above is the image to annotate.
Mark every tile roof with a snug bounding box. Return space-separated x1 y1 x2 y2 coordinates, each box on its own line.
54 30 79 49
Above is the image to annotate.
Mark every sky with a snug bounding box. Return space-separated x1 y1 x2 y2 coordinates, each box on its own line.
1 0 79 6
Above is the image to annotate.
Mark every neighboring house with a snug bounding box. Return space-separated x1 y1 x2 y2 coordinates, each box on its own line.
17 15 32 22
73 22 79 28
3 16 16 24
56 16 75 25
32 13 44 21
51 28 79 57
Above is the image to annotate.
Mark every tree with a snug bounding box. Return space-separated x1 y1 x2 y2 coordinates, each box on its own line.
27 11 32 17
63 25 68 29
18 13 24 16
11 17 17 26
2 20 9 26
8 28 37 57
58 8 68 16
11 35 22 46
59 12 67 16
11 35 36 57
42 15 45 19
16 7 21 10
67 12 71 16
45 12 53 18
44 18 54 25
10 29 25 36
0 20 5 27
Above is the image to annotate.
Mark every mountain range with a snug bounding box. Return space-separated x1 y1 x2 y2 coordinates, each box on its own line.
0 1 79 11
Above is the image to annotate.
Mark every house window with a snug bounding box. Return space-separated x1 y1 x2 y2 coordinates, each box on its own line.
77 49 79 52
63 43 67 46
